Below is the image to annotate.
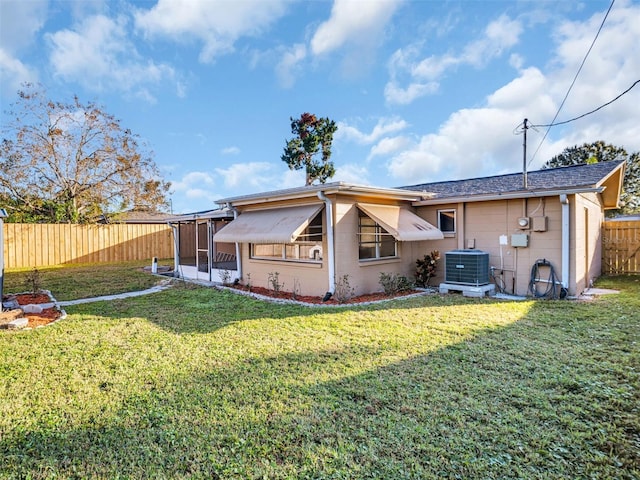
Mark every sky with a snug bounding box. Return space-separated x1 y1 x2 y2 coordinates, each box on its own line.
1 0 639 214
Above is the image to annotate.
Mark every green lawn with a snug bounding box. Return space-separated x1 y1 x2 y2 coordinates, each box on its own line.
0 266 638 479
3 259 172 301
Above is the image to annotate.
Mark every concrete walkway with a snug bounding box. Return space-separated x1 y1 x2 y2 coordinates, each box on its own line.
58 283 172 306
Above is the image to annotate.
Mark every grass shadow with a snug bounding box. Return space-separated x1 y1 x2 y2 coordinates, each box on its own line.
2 277 637 478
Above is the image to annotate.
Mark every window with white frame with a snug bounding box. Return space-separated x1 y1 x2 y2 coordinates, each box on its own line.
250 212 323 262
358 209 397 260
438 209 456 235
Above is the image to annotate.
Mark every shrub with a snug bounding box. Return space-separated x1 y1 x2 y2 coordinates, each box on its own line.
219 269 232 286
24 267 42 294
292 278 301 300
379 272 413 295
267 272 284 293
415 250 440 287
334 274 356 303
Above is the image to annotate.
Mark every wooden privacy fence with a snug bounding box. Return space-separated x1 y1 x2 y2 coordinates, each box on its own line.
602 220 640 274
3 223 174 269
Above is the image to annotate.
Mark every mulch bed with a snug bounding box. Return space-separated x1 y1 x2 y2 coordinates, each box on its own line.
228 285 423 305
15 293 52 305
7 293 63 328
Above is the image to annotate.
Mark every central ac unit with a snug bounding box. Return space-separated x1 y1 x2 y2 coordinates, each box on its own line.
444 250 490 286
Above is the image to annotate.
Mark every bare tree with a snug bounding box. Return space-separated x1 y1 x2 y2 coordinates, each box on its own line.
0 83 170 222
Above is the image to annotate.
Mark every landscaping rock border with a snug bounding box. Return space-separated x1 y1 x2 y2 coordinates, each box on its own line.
0 290 67 331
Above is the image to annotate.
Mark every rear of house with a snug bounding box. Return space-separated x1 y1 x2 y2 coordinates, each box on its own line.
172 161 624 299
212 184 443 297
406 161 625 296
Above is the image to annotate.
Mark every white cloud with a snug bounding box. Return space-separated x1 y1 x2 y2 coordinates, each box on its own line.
384 80 439 106
184 188 217 200
171 171 216 191
338 117 413 165
279 168 306 189
0 0 48 53
221 146 241 155
46 14 177 101
386 2 640 185
268 0 400 88
275 43 307 88
134 0 290 63
337 117 409 144
460 14 522 67
333 163 372 185
215 162 278 189
368 135 412 159
0 0 47 93
310 0 402 56
0 48 38 93
385 14 523 105
411 54 458 81
169 171 219 212
387 67 561 184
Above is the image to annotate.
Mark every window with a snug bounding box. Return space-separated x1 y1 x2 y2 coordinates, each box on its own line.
358 209 397 260
438 209 456 235
250 212 323 262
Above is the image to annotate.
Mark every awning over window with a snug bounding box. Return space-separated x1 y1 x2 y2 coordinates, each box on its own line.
212 203 324 244
357 203 444 241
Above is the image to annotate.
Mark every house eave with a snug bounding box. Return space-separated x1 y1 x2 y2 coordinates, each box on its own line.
216 182 433 207
411 186 605 206
165 208 234 223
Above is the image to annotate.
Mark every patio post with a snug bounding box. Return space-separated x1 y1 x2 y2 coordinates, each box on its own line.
0 209 7 306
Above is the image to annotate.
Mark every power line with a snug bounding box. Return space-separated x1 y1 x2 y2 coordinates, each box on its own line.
528 0 615 167
531 79 640 128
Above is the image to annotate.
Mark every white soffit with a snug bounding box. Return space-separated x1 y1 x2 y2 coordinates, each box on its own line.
212 204 323 244
357 203 444 241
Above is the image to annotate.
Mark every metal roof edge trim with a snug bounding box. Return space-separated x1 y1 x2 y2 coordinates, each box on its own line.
411 187 604 206
215 182 431 206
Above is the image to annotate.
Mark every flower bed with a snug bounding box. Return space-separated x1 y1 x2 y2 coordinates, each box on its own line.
2 291 64 329
228 284 425 305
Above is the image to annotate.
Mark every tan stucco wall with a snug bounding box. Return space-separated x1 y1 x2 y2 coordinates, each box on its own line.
237 198 330 296
333 197 423 296
237 193 439 297
232 190 607 298
416 197 565 296
572 192 605 295
243 242 328 295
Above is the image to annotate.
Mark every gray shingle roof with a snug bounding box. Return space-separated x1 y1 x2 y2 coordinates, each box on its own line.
400 161 624 199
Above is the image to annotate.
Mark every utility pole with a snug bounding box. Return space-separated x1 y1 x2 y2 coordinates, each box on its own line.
522 118 528 189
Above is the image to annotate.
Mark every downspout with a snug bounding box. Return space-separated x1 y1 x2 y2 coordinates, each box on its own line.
317 191 335 294
167 222 180 276
226 204 242 280
560 194 570 289
207 219 213 282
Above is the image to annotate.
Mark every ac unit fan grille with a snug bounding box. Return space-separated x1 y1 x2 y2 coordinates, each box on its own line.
444 250 490 286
